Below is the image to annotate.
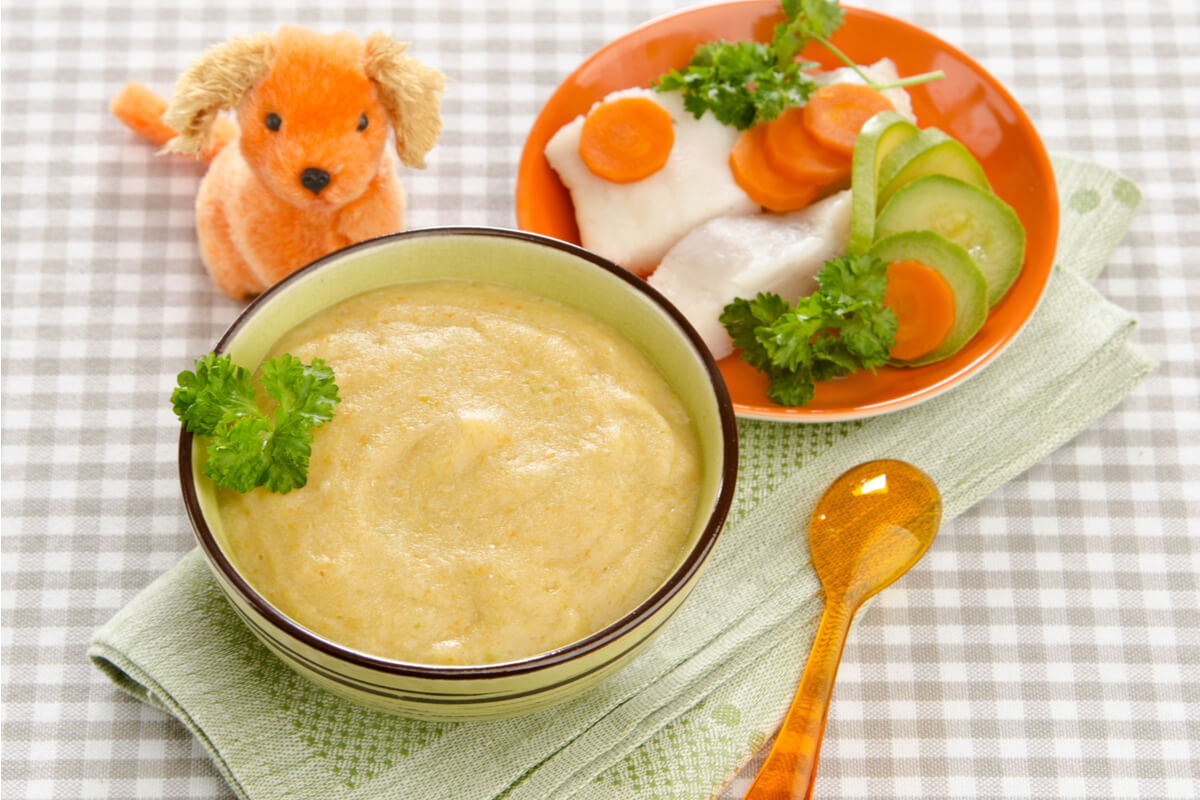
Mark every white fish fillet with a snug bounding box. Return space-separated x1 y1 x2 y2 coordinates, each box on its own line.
543 88 758 276
648 190 854 361
542 64 913 285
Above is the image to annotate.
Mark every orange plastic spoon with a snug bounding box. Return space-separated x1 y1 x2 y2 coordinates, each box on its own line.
744 460 942 800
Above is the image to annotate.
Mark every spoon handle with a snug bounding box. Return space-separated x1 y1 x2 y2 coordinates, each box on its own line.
743 592 855 800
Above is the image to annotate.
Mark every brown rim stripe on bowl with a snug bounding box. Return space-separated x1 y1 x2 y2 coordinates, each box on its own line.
226 596 681 703
181 226 739 681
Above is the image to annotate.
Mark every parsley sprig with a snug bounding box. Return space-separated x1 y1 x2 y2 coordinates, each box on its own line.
654 0 944 130
720 255 898 406
172 352 341 493
654 38 818 131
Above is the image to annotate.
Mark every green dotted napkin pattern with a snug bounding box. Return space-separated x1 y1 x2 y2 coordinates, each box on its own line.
89 156 1152 800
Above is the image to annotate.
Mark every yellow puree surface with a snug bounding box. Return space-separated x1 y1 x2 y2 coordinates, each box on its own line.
220 281 701 665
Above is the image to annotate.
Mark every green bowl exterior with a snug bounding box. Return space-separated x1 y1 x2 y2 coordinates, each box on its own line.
202 553 708 720
181 227 736 721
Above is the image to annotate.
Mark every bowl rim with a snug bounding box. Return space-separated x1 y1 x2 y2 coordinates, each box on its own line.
180 225 739 680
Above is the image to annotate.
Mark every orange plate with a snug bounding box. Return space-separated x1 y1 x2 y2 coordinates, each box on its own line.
515 1 1058 422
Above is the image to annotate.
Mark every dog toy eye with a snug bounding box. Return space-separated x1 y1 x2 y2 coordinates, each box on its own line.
265 112 282 132
357 113 369 132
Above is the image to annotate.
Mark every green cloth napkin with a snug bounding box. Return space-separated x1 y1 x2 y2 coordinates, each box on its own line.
90 157 1153 800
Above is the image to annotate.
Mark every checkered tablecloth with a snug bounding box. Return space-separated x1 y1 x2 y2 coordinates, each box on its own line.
2 1 1197 798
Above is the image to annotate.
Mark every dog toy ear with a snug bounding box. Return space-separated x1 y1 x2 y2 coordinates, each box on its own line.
161 34 272 156
363 32 446 170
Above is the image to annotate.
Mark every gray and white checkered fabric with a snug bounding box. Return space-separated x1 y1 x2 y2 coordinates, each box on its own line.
3 1 1197 798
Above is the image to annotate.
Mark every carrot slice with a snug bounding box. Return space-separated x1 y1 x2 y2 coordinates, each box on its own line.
763 106 851 184
803 83 896 157
729 124 820 212
578 97 674 183
884 259 957 361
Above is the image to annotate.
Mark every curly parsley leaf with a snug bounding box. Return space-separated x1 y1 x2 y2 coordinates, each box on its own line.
652 0 841 129
171 352 259 435
172 352 340 494
773 0 845 65
763 364 820 407
816 250 890 303
655 40 814 130
203 416 274 494
757 295 825 372
721 292 791 370
259 353 341 428
654 0 942 129
720 255 898 406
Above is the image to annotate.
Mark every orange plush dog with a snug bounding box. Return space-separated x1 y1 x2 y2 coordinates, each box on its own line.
111 26 445 299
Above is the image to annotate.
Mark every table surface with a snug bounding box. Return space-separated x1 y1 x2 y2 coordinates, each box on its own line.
2 1 1197 798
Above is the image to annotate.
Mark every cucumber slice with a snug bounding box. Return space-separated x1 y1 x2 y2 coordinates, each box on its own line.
877 135 991 211
875 128 948 206
870 230 988 367
848 111 918 255
876 174 1026 307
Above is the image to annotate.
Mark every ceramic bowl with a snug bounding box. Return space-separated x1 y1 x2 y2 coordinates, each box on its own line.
515 1 1058 421
180 226 738 721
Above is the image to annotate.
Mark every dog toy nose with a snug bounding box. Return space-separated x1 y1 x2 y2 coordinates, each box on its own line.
300 167 331 195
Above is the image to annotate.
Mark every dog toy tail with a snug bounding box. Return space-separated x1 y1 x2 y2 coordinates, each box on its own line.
110 83 236 163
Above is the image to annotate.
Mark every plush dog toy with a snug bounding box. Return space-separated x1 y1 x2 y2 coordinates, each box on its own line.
111 26 445 299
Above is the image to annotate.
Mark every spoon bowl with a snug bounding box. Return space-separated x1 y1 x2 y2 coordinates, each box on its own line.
744 459 941 800
809 460 942 605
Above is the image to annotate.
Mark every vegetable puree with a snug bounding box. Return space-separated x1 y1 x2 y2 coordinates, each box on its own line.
219 281 701 666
